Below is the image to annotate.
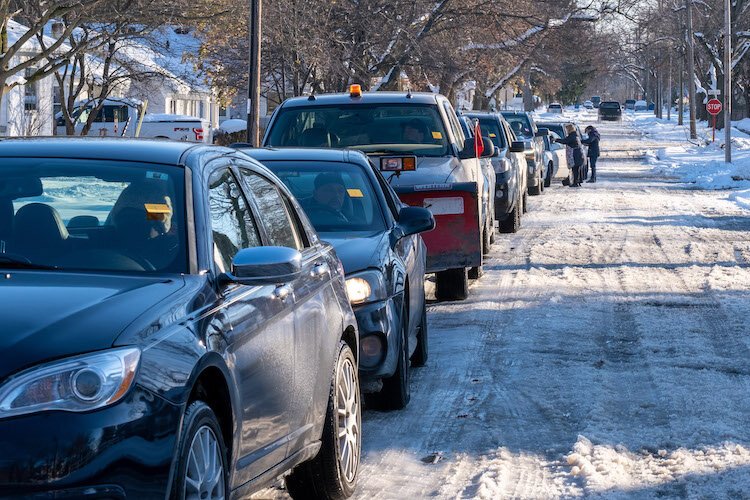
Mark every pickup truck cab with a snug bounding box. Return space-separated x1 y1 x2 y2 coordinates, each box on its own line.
263 89 494 301
56 98 212 143
501 111 548 197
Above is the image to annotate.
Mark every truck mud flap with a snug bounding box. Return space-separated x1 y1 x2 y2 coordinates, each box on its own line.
394 182 482 273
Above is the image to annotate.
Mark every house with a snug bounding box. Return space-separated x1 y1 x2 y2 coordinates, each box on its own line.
0 20 55 136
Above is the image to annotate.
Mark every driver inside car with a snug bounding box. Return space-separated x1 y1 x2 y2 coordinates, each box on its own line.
304 172 349 224
401 119 429 144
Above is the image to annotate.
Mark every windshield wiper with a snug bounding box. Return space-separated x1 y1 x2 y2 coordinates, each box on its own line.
0 254 58 270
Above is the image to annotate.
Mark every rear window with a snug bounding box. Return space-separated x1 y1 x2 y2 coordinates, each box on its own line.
600 102 621 109
266 104 449 157
537 123 565 139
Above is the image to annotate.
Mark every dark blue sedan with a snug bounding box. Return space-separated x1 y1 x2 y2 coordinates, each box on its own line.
0 138 361 499
239 148 434 410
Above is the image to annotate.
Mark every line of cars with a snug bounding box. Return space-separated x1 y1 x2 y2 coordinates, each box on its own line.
0 87 571 499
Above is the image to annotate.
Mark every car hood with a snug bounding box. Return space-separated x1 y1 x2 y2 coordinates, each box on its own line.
320 232 388 275
371 155 473 188
0 271 185 381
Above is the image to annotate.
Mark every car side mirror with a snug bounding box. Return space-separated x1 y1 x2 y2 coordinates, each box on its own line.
510 141 526 153
458 138 477 159
397 206 435 237
480 136 495 158
535 129 549 138
222 246 302 286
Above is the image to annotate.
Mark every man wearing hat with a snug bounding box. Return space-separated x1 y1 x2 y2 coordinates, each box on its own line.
581 126 601 183
306 172 349 223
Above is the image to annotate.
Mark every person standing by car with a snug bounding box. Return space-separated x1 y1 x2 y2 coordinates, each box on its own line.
581 125 600 183
555 125 584 187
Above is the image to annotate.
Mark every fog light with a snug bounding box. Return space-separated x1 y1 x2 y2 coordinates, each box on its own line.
360 336 383 367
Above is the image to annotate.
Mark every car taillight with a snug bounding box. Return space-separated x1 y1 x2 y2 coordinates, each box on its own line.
193 128 204 141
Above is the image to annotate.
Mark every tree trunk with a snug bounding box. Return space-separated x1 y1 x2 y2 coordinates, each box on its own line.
523 72 534 112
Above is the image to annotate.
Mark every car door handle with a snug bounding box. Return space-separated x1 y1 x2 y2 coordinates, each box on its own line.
273 284 292 300
311 262 330 277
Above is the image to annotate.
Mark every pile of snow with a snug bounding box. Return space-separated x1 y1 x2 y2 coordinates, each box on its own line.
216 119 247 134
636 114 750 209
566 435 750 495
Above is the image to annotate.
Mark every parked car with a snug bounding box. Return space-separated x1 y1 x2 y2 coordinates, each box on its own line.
0 138 361 499
547 103 564 114
238 147 434 410
634 100 648 112
591 96 602 108
598 101 623 121
583 100 594 109
456 112 496 253
464 112 527 232
55 98 212 143
538 128 570 186
263 88 496 301
624 99 636 110
502 111 548 196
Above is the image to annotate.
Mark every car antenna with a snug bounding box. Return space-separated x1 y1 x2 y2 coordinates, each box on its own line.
308 92 316 101
406 86 412 99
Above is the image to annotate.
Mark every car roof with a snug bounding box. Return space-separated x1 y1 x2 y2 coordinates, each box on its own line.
0 137 200 165
277 92 442 108
235 147 370 166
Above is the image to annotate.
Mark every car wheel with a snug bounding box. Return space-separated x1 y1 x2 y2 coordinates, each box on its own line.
529 175 542 196
499 204 521 233
522 192 528 213
410 300 428 367
544 163 553 187
286 341 360 499
538 170 544 193
482 224 492 255
171 401 228 500
377 309 410 410
435 267 469 301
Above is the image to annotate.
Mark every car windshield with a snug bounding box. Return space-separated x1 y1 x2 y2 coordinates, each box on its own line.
0 159 187 273
475 118 506 149
501 114 533 139
262 161 386 233
266 104 450 157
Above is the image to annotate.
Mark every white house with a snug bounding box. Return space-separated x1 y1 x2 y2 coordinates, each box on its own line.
0 20 55 137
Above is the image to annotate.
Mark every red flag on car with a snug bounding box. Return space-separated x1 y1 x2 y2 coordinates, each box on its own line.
473 120 484 157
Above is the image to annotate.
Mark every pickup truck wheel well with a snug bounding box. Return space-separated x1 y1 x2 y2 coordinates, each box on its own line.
342 326 358 363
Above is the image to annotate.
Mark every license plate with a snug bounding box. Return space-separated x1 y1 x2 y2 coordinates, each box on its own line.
423 197 464 215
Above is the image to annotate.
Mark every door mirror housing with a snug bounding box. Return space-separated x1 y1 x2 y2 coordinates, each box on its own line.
510 141 526 153
458 138 477 159
535 129 549 138
480 136 495 158
397 206 435 237
222 246 302 286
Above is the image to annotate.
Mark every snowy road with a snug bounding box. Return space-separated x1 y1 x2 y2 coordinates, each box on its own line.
262 120 750 498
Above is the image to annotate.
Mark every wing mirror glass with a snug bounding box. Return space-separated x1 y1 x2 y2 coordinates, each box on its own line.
223 246 302 286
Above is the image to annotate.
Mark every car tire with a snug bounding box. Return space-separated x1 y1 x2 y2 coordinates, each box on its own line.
522 192 528 213
482 224 492 255
286 341 361 499
529 175 542 196
435 267 469 301
468 264 484 279
499 204 521 234
410 300 428 367
377 309 410 410
171 401 229 500
544 163 553 187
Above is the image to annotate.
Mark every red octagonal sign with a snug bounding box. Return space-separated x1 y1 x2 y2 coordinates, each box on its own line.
707 99 723 116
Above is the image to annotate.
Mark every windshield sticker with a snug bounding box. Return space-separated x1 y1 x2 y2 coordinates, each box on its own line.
146 171 169 181
431 131 443 140
489 133 496 138
347 188 364 198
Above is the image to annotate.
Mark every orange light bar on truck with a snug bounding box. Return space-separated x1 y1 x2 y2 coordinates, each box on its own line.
350 84 362 97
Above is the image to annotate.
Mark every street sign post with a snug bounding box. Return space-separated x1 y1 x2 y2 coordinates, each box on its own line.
707 98 723 143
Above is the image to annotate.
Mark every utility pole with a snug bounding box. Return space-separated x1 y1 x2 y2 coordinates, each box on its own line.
686 0 698 139
246 0 262 146
724 0 732 163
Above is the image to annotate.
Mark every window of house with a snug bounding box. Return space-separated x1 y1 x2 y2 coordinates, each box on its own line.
24 68 38 111
169 100 177 114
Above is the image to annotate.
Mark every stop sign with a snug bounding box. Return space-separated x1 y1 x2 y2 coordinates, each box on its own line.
707 99 723 116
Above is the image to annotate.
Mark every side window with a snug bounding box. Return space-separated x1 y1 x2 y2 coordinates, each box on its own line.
242 171 303 251
442 101 465 145
208 168 262 273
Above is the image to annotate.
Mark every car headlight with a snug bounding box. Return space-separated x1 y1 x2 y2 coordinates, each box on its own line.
0 347 140 419
345 270 387 305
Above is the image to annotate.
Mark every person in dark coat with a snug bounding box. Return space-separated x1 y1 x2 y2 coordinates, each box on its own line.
581 125 601 183
555 125 585 187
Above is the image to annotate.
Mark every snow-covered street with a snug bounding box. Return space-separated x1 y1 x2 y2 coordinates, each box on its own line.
345 118 750 498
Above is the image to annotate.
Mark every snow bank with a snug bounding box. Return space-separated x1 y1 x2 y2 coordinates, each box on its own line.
636 114 750 209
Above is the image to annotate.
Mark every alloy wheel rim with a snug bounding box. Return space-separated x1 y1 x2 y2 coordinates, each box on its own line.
184 425 226 500
336 356 360 483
